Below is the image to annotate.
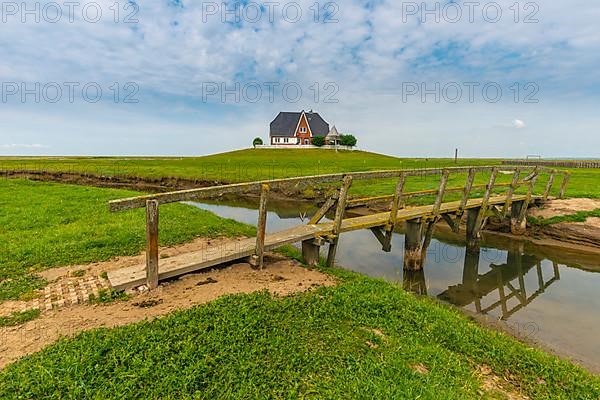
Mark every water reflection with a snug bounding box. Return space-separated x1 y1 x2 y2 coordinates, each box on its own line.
189 198 600 371
437 249 560 320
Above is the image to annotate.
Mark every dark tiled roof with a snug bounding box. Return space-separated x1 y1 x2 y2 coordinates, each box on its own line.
270 111 329 137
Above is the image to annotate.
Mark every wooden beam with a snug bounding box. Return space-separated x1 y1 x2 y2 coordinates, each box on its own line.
384 173 406 251
369 227 390 252
458 168 476 216
309 196 337 225
327 175 353 267
502 168 521 215
432 169 449 217
543 172 555 201
109 166 527 212
441 213 459 233
472 168 498 238
145 200 159 290
253 184 269 269
517 172 539 226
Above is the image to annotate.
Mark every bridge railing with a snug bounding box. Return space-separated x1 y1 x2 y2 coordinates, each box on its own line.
108 166 569 288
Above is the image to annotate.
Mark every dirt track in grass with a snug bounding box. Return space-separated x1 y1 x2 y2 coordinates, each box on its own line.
0 238 335 370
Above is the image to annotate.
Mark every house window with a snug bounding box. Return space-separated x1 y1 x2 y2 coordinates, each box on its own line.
284 138 288 143
299 127 307 133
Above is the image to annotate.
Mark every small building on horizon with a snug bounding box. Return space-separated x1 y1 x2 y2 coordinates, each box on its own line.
269 110 329 146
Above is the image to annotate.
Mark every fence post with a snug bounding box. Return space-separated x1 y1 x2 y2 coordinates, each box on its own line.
253 184 270 269
558 173 570 199
146 200 159 290
543 172 556 201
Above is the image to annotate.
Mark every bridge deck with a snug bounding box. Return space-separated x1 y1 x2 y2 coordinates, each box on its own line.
108 194 538 290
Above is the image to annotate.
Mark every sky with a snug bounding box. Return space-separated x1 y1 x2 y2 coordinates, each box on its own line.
0 0 599 157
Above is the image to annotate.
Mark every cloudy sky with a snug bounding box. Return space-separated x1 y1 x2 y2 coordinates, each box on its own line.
0 0 598 157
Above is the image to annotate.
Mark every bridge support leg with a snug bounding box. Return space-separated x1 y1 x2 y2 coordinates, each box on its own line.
302 238 321 266
403 269 427 295
466 208 481 252
510 200 527 235
404 219 423 271
145 200 159 290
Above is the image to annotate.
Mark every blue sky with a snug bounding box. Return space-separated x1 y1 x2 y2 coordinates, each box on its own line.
0 0 599 157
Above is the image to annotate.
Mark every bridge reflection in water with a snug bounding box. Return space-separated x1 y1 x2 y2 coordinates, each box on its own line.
403 247 561 320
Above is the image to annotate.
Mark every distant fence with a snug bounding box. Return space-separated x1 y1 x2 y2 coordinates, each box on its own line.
503 160 600 169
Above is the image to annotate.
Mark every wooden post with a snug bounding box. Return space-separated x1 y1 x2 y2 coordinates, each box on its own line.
543 172 555 201
472 168 498 239
327 175 353 267
253 184 269 269
384 173 406 250
404 219 423 270
510 200 526 235
458 168 476 216
502 168 521 215
466 207 481 252
146 200 159 290
419 220 436 265
302 238 321 266
516 172 538 228
558 173 570 199
432 169 449 217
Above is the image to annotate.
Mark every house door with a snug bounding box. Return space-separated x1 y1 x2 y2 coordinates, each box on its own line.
304 139 309 145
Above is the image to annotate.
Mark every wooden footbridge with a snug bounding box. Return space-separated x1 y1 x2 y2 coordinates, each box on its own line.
107 166 569 291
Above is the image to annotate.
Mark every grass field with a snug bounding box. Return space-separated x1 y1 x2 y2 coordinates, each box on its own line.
2 149 598 199
0 179 254 301
0 261 598 399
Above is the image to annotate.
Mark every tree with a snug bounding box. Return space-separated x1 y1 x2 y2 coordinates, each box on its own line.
340 134 357 147
311 136 325 147
252 137 263 148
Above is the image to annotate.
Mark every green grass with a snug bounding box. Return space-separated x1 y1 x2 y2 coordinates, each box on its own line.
0 179 255 301
529 208 600 226
88 289 130 304
0 267 597 399
2 149 598 199
0 309 40 327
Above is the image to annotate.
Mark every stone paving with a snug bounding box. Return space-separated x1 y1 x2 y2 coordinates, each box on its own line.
21 276 111 312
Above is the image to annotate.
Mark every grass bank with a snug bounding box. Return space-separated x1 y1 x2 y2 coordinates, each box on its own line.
0 263 597 399
2 150 598 199
0 179 254 301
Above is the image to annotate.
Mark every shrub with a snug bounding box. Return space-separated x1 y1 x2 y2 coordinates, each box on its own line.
340 134 357 147
311 136 325 147
252 137 263 148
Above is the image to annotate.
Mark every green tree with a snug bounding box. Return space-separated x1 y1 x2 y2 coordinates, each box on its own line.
311 136 325 147
252 137 263 148
340 134 357 147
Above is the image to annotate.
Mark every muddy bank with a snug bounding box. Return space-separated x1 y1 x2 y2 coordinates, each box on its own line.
1 169 221 192
1 169 328 202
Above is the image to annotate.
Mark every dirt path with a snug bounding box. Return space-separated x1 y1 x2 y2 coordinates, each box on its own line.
0 239 335 370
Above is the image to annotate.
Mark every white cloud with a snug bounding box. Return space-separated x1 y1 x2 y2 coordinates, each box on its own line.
513 119 526 129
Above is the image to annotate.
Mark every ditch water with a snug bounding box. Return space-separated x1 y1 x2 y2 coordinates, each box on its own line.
188 197 600 373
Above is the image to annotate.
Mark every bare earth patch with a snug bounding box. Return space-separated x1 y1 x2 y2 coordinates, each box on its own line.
476 365 529 400
527 199 600 250
529 198 600 220
0 239 335 370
